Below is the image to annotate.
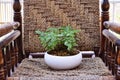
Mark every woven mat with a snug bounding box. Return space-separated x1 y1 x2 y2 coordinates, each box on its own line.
12 57 115 80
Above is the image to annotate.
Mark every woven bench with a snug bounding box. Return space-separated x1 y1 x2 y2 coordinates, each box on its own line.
10 57 115 80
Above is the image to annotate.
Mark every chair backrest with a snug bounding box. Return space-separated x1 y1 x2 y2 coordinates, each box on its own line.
24 0 100 54
0 22 20 80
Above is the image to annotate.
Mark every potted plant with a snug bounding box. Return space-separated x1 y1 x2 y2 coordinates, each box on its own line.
35 26 82 70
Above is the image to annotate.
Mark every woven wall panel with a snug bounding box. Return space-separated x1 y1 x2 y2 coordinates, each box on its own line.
24 0 100 53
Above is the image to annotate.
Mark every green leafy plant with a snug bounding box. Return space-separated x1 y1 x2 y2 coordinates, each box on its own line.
35 26 80 56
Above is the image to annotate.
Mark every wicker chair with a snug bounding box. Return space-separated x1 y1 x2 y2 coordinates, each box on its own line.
1 0 120 80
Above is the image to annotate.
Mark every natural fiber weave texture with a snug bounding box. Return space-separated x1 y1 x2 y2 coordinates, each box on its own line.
8 76 115 80
12 57 115 80
24 0 100 53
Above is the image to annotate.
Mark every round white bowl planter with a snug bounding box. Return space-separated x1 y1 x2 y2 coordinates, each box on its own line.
44 52 82 70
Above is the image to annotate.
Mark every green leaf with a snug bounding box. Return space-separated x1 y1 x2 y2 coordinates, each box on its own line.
35 26 80 52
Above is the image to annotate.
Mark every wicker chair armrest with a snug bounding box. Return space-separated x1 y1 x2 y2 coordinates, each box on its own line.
0 30 20 48
0 22 20 37
102 29 120 46
103 21 120 34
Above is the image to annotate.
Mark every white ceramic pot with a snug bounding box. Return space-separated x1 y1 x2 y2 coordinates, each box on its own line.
44 52 82 70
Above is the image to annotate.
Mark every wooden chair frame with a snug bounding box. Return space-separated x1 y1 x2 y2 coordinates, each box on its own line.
1 0 120 80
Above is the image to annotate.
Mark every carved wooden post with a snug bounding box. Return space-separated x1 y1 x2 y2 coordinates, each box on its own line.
116 47 120 80
99 0 110 60
0 49 4 80
13 0 24 62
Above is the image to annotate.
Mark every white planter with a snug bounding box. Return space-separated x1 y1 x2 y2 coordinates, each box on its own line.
44 52 82 70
